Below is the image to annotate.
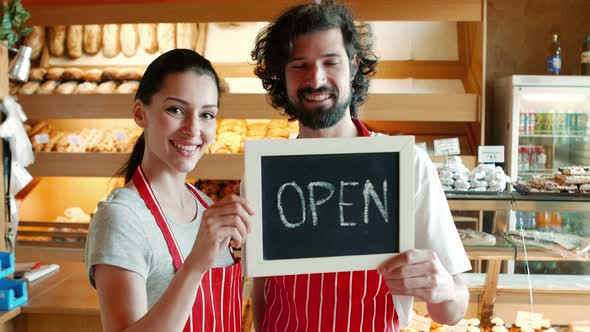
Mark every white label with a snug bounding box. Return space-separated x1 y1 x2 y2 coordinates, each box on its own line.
446 319 469 332
582 51 590 64
113 130 128 141
67 134 82 145
478 145 505 163
416 142 427 151
434 138 460 156
34 133 49 144
409 315 432 332
515 311 543 329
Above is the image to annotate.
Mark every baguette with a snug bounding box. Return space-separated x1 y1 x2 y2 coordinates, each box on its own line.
46 67 65 80
66 25 83 58
116 81 140 94
157 23 175 53
120 24 139 57
115 68 143 81
19 81 40 95
62 68 84 81
101 67 120 80
83 24 102 55
102 24 120 58
37 80 59 94
48 26 66 56
176 23 198 49
138 23 158 53
22 26 45 60
83 69 103 82
56 81 78 95
75 82 97 94
28 68 47 81
96 81 117 94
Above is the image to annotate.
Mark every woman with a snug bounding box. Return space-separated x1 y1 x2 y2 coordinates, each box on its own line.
85 49 253 332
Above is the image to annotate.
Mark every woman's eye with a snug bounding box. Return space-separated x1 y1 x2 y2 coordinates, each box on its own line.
166 106 184 117
201 112 216 120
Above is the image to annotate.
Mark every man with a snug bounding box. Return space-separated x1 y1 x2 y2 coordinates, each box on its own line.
250 1 471 331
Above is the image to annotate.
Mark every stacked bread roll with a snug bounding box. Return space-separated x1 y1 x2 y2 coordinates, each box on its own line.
207 119 299 154
436 157 511 192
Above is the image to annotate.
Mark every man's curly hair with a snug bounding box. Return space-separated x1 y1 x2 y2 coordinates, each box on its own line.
251 0 378 119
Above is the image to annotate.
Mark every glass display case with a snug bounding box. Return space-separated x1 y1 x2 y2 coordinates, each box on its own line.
494 75 590 181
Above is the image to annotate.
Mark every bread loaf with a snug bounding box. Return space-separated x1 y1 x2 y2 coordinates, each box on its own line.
116 81 140 94
66 25 83 58
48 26 66 56
56 81 78 94
102 24 120 58
83 24 102 55
96 81 117 94
19 82 40 95
138 23 158 54
22 26 45 60
101 67 120 80
46 67 65 80
75 82 97 94
62 68 84 80
83 69 103 82
176 23 198 49
37 80 59 94
120 24 139 57
195 23 208 55
115 68 143 81
9 82 21 95
157 23 175 53
28 68 47 81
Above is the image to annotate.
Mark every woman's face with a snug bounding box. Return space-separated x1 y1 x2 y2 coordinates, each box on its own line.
135 71 218 175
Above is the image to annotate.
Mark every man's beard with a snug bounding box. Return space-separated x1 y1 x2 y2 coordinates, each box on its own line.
286 86 352 130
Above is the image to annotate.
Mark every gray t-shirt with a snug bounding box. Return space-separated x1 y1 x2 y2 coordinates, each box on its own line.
85 187 235 309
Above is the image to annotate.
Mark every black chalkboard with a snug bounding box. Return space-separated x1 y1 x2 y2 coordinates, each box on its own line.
261 152 399 260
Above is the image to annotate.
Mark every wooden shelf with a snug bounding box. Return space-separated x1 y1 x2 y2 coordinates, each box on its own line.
26 0 482 26
27 152 476 179
19 93 479 122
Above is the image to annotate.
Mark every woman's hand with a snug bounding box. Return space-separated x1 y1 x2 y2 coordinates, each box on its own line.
185 195 254 273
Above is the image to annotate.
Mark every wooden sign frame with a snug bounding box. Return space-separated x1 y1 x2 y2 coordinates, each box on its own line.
244 136 415 277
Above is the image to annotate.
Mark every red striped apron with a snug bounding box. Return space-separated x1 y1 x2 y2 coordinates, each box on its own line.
261 119 399 332
133 166 242 332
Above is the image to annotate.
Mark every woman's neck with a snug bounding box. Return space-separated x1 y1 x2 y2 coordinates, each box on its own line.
139 155 188 209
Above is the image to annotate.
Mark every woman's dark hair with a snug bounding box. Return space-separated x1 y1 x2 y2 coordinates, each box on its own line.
117 49 221 183
251 0 378 119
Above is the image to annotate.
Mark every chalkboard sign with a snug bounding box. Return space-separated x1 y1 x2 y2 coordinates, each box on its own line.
244 136 415 277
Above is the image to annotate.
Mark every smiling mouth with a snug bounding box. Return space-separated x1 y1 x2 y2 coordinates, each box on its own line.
170 141 199 152
303 93 332 102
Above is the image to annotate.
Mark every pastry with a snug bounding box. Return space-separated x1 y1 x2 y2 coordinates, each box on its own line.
62 67 84 80
37 80 59 94
48 25 66 56
102 24 120 58
19 81 40 95
96 81 117 94
22 26 45 60
115 68 143 81
138 23 158 54
176 23 198 49
83 24 102 55
82 69 103 82
559 166 590 176
44 131 64 152
267 127 290 139
74 82 97 94
101 67 120 81
120 24 139 57
55 81 78 94
28 68 46 81
29 121 49 136
9 82 21 95
116 81 140 94
555 173 590 185
157 23 175 53
46 67 65 80
66 25 83 58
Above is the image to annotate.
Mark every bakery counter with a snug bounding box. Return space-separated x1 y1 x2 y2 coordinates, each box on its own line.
11 261 101 332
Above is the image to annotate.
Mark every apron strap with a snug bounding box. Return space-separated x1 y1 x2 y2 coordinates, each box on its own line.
352 118 372 137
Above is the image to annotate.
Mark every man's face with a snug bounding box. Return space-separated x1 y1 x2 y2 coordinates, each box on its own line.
284 28 353 129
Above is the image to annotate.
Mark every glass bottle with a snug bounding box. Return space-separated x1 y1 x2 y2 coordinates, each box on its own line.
547 34 563 75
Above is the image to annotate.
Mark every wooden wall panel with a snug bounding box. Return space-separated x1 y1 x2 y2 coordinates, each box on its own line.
486 0 590 143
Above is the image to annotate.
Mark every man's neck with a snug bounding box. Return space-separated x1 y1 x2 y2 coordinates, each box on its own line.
298 114 359 139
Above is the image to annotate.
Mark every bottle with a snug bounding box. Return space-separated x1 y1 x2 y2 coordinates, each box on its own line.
582 35 590 75
537 146 547 169
547 34 562 75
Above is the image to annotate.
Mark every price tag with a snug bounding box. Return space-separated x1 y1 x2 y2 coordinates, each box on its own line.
478 145 505 163
515 311 543 329
113 130 128 141
67 134 82 145
34 133 49 144
434 138 460 156
446 319 469 332
409 314 432 332
416 142 427 151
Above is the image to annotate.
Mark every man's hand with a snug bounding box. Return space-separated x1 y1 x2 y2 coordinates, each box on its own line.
377 249 455 304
